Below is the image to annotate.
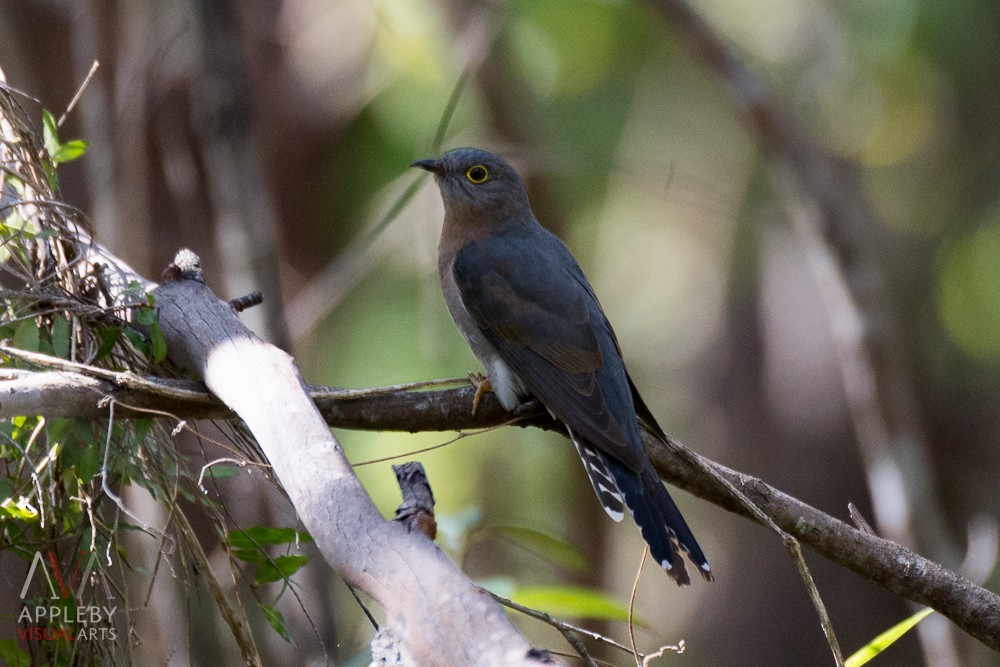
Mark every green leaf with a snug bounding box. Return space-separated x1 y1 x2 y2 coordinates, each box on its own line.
510 585 630 621
229 526 306 548
36 331 54 356
133 417 154 443
228 526 312 583
846 608 934 667
124 280 148 302
42 109 60 159
0 639 31 667
135 306 157 327
46 416 79 441
44 165 59 191
1 496 39 522
149 320 167 363
1 209 35 234
254 554 309 584
231 548 268 565
122 325 150 357
70 438 102 482
12 318 40 353
51 315 71 358
95 327 120 360
205 464 239 479
52 139 89 164
9 415 34 438
259 603 296 646
115 521 149 533
3 174 24 198
491 525 588 571
41 109 88 164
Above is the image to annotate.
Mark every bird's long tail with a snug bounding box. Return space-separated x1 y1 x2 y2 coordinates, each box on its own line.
571 431 711 586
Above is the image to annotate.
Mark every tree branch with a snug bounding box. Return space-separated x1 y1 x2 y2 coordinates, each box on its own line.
144 250 556 667
642 436 1000 652
3 352 998 651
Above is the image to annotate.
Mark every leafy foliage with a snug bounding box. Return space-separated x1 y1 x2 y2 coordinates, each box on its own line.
40 108 88 191
0 92 278 665
229 526 313 586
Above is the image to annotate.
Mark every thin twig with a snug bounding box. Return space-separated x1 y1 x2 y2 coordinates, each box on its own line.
196 457 248 490
642 642 685 666
58 60 100 128
99 400 157 535
346 582 380 630
311 376 469 398
489 591 634 660
627 548 647 667
561 632 599 667
351 418 526 467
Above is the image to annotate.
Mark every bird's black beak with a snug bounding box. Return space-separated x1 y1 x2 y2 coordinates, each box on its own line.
410 158 444 175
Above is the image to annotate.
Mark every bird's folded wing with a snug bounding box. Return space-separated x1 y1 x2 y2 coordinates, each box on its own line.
452 231 644 472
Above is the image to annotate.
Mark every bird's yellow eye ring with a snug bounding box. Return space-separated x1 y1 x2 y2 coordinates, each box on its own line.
466 165 489 183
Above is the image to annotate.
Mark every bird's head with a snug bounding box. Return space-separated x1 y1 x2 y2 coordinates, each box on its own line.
411 148 533 223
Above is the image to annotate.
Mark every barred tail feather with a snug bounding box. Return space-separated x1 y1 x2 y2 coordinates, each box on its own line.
568 429 625 522
603 452 713 586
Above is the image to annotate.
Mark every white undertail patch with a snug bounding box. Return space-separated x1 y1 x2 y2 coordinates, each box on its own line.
485 356 524 411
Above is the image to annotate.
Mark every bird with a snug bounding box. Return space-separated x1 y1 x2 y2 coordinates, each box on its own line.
411 147 711 585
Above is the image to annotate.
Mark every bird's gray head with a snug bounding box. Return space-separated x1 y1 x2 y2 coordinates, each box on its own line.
411 148 533 223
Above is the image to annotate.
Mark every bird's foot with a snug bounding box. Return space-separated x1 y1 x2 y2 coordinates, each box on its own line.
468 372 493 416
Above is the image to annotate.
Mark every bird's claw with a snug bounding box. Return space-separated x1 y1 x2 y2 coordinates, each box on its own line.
468 372 493 416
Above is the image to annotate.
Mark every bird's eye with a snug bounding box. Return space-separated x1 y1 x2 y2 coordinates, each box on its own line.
466 165 489 183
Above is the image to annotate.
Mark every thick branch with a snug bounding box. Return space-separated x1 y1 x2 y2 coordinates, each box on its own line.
0 366 229 420
0 359 525 428
148 253 555 667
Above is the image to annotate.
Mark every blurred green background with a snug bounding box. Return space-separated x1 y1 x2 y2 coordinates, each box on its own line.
2 0 1000 664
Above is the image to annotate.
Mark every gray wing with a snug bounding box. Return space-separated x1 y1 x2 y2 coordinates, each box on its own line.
451 224 644 473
